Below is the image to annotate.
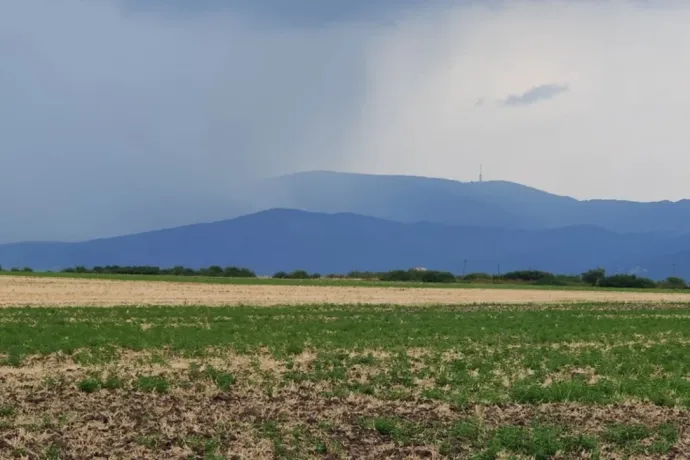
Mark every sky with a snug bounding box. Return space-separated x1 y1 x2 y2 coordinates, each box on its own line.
1 0 689 242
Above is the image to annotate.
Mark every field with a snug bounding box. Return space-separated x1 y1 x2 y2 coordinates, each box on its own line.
4 270 689 293
3 275 690 307
2 277 690 459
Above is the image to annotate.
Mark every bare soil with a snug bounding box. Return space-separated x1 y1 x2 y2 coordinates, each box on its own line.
2 352 688 459
5 388 688 459
1 276 690 307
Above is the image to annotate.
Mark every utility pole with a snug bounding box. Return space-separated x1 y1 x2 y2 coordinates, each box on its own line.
462 259 467 276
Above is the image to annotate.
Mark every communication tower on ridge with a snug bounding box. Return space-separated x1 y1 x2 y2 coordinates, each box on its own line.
479 164 483 183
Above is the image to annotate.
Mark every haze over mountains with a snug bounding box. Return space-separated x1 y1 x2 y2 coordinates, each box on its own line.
1 171 689 279
245 171 690 235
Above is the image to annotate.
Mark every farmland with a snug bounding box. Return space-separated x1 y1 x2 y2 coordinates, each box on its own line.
1 276 690 458
3 275 690 307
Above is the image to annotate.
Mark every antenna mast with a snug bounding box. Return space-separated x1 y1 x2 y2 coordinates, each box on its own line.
479 164 483 183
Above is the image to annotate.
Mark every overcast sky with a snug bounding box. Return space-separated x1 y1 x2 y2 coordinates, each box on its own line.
1 0 689 242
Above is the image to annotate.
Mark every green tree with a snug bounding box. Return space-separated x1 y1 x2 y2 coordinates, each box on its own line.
203 265 224 277
599 274 656 289
581 267 606 286
662 276 687 289
288 270 310 279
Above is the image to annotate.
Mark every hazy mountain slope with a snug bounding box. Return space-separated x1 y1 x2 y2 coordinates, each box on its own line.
0 208 686 279
244 171 690 234
247 171 535 228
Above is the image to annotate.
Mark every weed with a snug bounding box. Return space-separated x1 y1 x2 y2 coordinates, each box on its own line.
372 418 397 436
136 435 162 449
77 377 101 393
604 423 650 447
315 441 328 454
44 444 62 460
134 375 170 394
2 349 24 367
205 365 235 392
102 374 124 390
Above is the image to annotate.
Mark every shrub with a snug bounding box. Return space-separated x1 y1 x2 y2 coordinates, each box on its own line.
126 266 161 275
661 276 687 290
555 274 585 284
288 270 310 279
55 265 254 277
533 275 567 286
582 268 606 286
379 269 456 283
272 270 310 279
200 265 224 277
420 270 456 283
462 272 493 282
380 270 413 282
501 270 554 282
347 271 380 280
599 274 656 289
222 266 256 278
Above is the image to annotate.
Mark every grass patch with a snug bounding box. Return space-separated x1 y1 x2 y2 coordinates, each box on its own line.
205 365 235 392
134 375 170 394
77 377 102 393
3 304 690 406
603 422 679 455
0 406 15 418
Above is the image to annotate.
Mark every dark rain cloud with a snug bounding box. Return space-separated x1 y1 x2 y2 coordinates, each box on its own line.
117 0 443 25
0 0 392 242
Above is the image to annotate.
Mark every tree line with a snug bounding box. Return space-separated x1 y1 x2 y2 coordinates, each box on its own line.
0 264 686 289
0 264 256 278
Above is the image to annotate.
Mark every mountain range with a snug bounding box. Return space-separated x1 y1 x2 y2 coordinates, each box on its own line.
244 171 690 235
1 171 688 279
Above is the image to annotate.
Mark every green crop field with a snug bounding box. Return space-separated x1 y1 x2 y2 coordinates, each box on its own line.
2 302 690 458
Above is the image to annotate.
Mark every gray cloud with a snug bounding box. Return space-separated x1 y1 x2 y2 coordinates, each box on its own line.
118 0 436 26
0 0 379 242
503 84 569 107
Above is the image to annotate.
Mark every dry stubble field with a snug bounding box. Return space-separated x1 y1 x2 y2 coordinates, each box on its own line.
2 276 690 459
2 275 690 307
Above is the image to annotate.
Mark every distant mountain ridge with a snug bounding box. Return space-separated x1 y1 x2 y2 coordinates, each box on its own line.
1 208 688 280
242 171 690 235
1 171 688 279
